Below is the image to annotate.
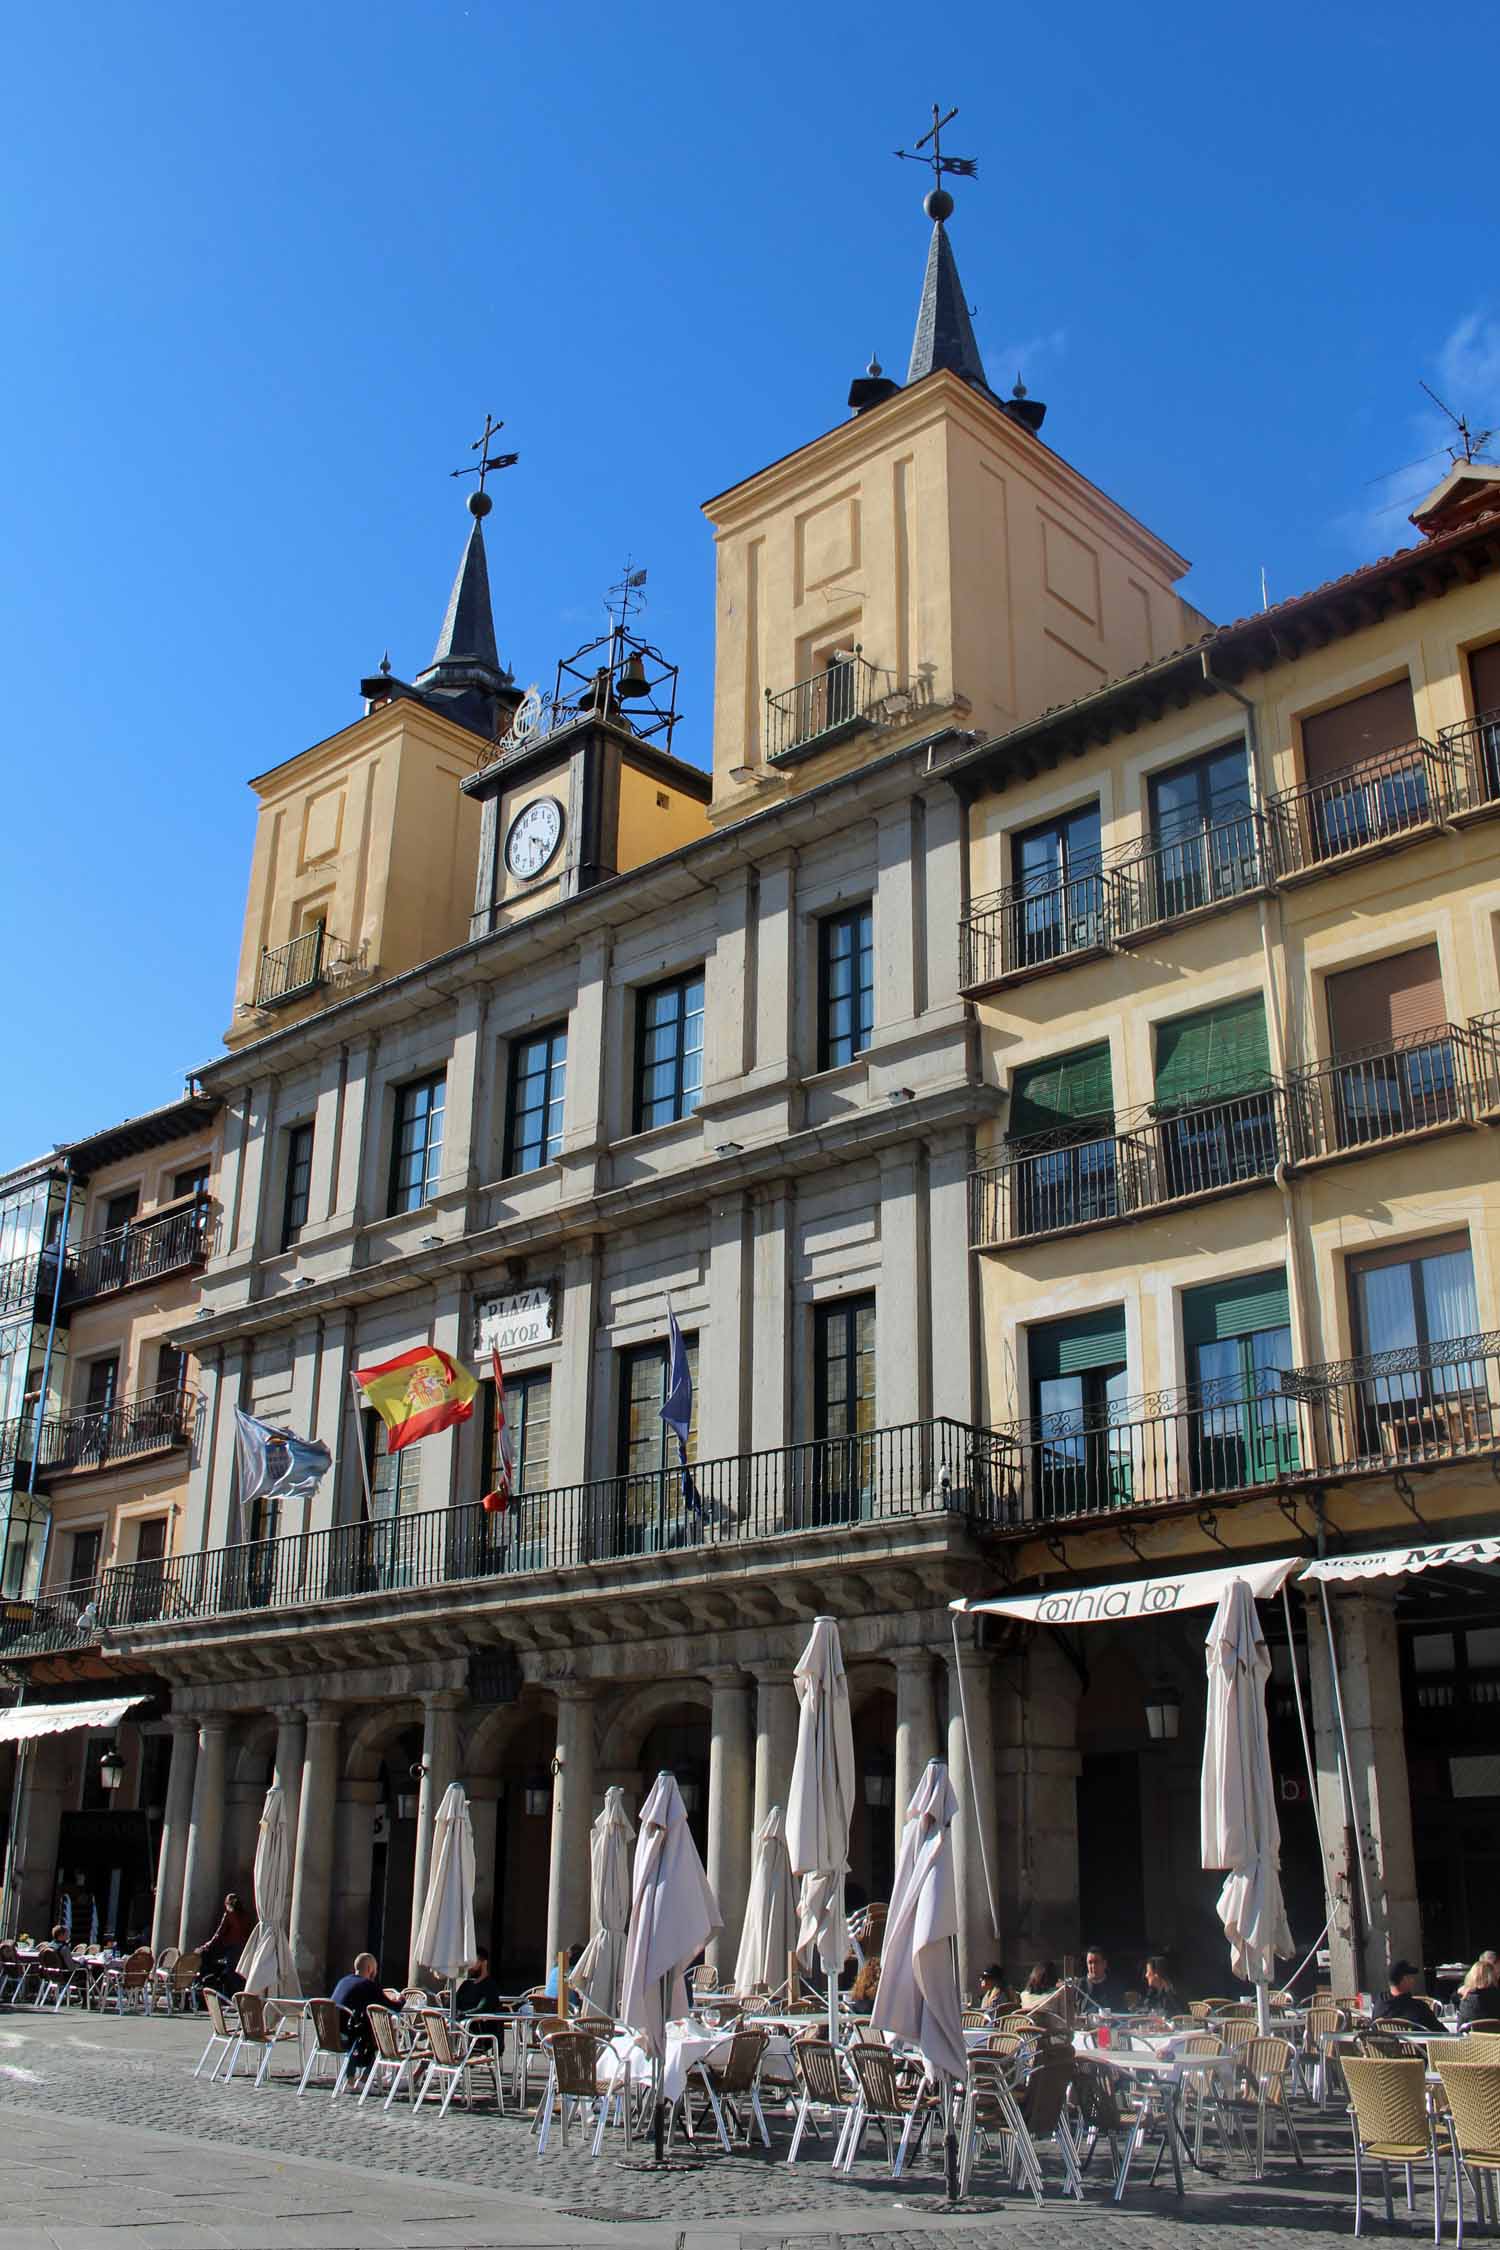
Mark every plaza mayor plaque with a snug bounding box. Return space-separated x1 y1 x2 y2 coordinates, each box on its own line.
473 1283 556 1356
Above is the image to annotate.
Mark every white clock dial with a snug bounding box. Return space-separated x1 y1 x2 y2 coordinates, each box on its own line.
505 796 563 881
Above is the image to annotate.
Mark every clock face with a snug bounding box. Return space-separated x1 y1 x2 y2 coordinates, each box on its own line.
505 796 564 881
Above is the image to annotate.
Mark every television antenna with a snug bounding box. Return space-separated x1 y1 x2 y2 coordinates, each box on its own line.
1419 380 1496 467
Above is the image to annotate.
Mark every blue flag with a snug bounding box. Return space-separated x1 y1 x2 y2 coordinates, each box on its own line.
661 1308 702 1517
234 1408 332 1513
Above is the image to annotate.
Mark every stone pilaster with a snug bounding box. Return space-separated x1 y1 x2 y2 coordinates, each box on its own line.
752 1665 799 1833
151 1718 198 1956
705 1669 753 1973
946 1644 998 1998
409 1690 463 1979
178 1717 231 1949
546 1685 595 1964
994 1634 1082 1968
289 1704 341 1989
271 1708 306 1874
893 1649 939 1832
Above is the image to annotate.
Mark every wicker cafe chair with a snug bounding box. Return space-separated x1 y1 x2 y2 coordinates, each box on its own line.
786 2037 854 2165
32 1945 79 2011
697 2028 771 2148
1343 2056 1449 2242
0 1941 30 2002
534 2030 622 2157
1229 2035 1304 2177
297 1999 355 2098
836 2042 940 2179
1303 2003 1349 2104
414 2007 502 2121
149 1946 181 2011
1439 2064 1500 2247
229 1992 303 2087
166 1950 202 2012
1068 2058 1138 2184
1359 2030 1423 2061
96 1946 154 2014
359 2005 428 2109
194 1989 240 2080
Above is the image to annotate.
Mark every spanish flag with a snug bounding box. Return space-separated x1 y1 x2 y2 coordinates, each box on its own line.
355 1345 479 1452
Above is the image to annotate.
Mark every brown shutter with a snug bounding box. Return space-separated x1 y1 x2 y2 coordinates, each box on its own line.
1326 944 1446 1051
1468 640 1500 720
1301 678 1418 783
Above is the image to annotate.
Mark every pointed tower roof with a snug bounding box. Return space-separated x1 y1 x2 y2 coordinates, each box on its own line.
907 199 993 397
415 493 509 695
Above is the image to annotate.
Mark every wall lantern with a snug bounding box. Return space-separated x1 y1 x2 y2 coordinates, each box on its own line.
863 1752 895 1809
524 1753 563 1818
677 1774 702 1816
1145 1686 1182 1742
99 1745 127 1794
394 1792 419 1820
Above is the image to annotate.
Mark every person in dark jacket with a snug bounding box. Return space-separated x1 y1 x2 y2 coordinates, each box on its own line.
1383 1960 1445 2034
330 1952 403 2068
455 1951 503 2017
1081 1946 1125 2012
1457 1957 1500 2027
195 1893 254 1997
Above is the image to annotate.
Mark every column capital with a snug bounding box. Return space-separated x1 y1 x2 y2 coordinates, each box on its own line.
165 1713 198 1737
423 1688 467 1713
300 1702 341 1727
752 1663 796 1687
892 1646 938 1674
197 1715 232 1739
704 1665 751 1693
551 1679 595 1706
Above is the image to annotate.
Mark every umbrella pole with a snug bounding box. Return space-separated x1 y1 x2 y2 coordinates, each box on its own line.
652 1970 669 2166
1255 1979 1271 2035
828 1967 837 2045
942 2070 960 2203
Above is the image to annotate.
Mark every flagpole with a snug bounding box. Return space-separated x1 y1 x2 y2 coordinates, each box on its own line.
348 1372 375 1516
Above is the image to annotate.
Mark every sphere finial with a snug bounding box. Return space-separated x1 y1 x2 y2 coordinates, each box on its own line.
924 184 954 223
467 488 493 521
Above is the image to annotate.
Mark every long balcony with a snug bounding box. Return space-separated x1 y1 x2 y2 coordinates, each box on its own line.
1114 808 1268 940
30 1386 198 1486
969 1085 1285 1248
0 1580 103 1661
1441 709 1500 818
60 1194 213 1309
94 1417 1006 1632
1285 1020 1490 1161
1265 736 1451 877
763 651 880 765
255 924 351 1009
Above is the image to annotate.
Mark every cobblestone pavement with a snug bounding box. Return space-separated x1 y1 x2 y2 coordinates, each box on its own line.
0 2010 1380 2250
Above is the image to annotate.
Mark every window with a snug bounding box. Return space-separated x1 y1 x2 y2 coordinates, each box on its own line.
1466 642 1500 804
388 1074 446 1213
282 1122 314 1248
172 1164 210 1201
1010 804 1105 967
818 906 874 1070
505 1026 567 1174
104 1190 139 1234
1027 1309 1130 1518
473 1368 552 1573
67 1527 102 1597
1299 677 1426 857
367 1417 424 1519
1146 743 1256 919
350 1417 426 1593
614 1336 699 1553
1008 1043 1117 1234
1153 994 1277 1195
155 1341 185 1397
634 973 704 1132
1182 1269 1297 1493
1348 1234 1482 1455
811 1297 877 1523
1325 946 1454 1146
84 1355 119 1412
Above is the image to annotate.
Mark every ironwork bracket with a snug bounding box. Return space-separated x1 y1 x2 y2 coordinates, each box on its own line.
1196 1508 1231 1553
1277 1493 1307 1540
1048 1623 1090 1695
1393 1469 1424 1524
1116 1523 1144 1564
1043 1531 1069 1571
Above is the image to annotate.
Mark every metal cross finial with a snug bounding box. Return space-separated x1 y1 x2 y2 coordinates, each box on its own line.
450 410 519 495
894 102 978 188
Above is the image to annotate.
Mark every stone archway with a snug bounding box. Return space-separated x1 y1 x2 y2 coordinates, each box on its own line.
461 1694 559 1983
596 1676 713 1777
331 1705 423 1980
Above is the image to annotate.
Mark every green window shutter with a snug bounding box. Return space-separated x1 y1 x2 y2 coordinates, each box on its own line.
1182 1268 1291 1352
1009 1042 1114 1139
1154 994 1270 1110
1029 1306 1128 1382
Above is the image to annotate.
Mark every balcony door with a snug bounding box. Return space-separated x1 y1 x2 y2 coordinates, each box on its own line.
614 1336 699 1555
1147 741 1254 919
1028 1308 1130 1518
810 1295 876 1524
1010 803 1103 968
1301 676 1423 856
1325 945 1454 1145
1153 993 1276 1196
1183 1269 1297 1494
1466 640 1500 802
1348 1235 1485 1458
1009 1043 1117 1234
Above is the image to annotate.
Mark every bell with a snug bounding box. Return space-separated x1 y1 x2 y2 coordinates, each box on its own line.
617 650 650 699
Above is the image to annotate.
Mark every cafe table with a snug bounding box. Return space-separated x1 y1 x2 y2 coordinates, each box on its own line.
1072 2040 1233 2200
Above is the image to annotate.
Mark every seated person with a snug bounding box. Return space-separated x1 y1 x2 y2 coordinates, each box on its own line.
455 1949 503 2018
1019 1959 1062 2009
1141 1956 1178 2011
1081 1945 1125 2012
1384 1959 1445 2034
975 1963 1014 2014
330 1951 403 2068
849 1955 881 2013
1457 1958 1500 2026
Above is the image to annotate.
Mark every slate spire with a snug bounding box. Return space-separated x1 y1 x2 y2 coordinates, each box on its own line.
906 197 993 398
415 493 509 695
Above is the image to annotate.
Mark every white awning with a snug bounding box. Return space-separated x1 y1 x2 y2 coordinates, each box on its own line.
0 1695 145 1745
952 1554 1301 1627
1302 1534 1500 1584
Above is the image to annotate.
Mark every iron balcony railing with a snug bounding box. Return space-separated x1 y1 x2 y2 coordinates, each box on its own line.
1284 1021 1484 1160
969 1084 1286 1247
94 1417 1006 1631
764 651 880 763
1281 1331 1500 1475
1266 736 1451 875
256 924 351 1008
961 866 1119 989
0 1244 61 1320
1441 708 1500 817
32 1386 198 1482
1116 808 1267 935
0 1580 104 1659
60 1194 213 1309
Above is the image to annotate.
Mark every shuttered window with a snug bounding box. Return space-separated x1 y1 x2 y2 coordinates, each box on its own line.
1182 1269 1291 1353
1468 641 1500 720
1326 945 1445 1052
1301 678 1418 784
1153 994 1270 1110
1028 1306 1128 1382
1009 1043 1113 1140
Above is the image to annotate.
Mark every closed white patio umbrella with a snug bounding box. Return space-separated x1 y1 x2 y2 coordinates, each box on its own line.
732 1804 795 1999
786 1615 855 2039
411 1782 477 1995
238 1782 298 1998
619 1769 721 2163
1201 1578 1293 2032
574 1785 635 2019
871 1757 965 2194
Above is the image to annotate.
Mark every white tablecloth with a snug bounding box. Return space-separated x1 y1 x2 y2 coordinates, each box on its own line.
604 2021 793 2102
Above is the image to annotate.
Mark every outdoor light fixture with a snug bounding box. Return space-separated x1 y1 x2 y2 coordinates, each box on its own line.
887 1088 915 1105
421 1235 443 1250
1145 1686 1182 1742
394 1792 419 1820
98 1745 126 1793
862 1752 895 1810
524 1753 563 1818
677 1774 702 1816
715 1142 744 1158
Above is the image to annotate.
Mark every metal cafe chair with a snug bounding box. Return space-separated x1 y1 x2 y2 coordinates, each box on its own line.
1342 2055 1449 2241
296 1999 355 2098
194 1990 240 2080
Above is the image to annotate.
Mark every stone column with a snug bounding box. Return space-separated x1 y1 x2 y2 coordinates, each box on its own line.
178 1718 230 1949
546 1686 595 1965
946 1644 998 1998
151 1718 198 1956
893 1649 939 1836
289 1704 341 1989
705 1670 754 1974
994 1636 1083 1968
1305 1584 1420 1992
752 1666 799 1832
328 1779 381 1977
272 1708 306 1874
409 1691 463 1978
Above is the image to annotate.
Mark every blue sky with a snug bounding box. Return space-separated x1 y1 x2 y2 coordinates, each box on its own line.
2 0 1492 1167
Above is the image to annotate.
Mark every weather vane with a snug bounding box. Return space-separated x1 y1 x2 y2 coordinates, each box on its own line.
450 411 519 517
894 103 978 209
607 560 648 635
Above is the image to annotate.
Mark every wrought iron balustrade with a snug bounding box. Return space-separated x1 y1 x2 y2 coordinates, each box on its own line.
1440 709 1500 816
0 1580 103 1659
1116 808 1267 933
1281 1331 1500 1474
60 1195 213 1308
0 1245 60 1319
33 1386 198 1481
1266 737 1451 875
1285 1023 1482 1159
94 1417 1008 1632
256 925 351 1008
960 865 1118 989
969 1085 1285 1247
763 651 880 762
